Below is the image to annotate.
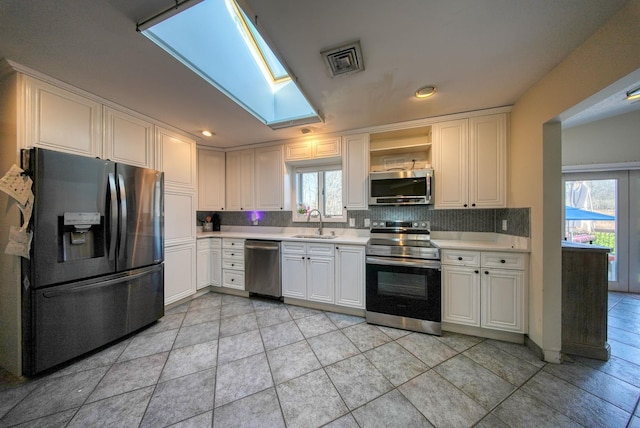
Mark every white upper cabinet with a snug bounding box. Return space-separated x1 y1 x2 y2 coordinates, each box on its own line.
284 136 341 162
197 148 225 211
156 126 197 190
226 149 254 211
342 134 369 210
254 145 285 210
433 119 469 208
469 114 507 208
103 106 154 168
433 114 506 208
23 76 102 157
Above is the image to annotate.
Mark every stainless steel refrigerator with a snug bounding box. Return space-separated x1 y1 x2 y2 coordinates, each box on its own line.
21 148 164 376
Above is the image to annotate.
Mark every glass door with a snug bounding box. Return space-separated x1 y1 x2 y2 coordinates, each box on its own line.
630 170 640 293
563 171 631 292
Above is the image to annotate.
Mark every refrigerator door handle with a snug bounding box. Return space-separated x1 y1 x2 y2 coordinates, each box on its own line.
118 173 127 259
42 270 152 297
108 173 118 260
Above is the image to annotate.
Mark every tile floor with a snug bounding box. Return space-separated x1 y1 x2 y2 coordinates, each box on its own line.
1 291 639 427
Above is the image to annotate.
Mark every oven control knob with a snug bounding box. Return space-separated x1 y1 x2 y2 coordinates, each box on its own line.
413 222 418 227
420 222 427 228
372 221 378 227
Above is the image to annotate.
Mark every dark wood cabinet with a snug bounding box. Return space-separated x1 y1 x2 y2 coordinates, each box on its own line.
561 241 611 360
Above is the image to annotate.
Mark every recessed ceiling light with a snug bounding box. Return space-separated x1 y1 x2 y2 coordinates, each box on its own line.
415 86 436 99
626 86 640 101
300 128 312 134
201 130 213 137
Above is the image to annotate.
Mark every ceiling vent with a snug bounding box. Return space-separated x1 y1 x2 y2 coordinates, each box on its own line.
321 40 364 77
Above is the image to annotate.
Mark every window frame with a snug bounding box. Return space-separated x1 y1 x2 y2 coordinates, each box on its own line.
292 163 346 223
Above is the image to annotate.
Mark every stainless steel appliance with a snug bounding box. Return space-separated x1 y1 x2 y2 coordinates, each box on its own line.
21 148 164 376
365 220 441 335
369 169 433 206
245 240 281 298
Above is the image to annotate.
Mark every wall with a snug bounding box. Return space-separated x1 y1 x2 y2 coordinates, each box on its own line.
196 207 530 237
0 73 22 375
510 0 640 361
563 109 640 167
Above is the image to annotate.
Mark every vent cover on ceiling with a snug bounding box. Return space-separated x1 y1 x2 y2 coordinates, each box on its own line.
321 40 364 77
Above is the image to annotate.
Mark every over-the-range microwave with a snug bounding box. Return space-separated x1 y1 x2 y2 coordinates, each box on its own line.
369 169 433 205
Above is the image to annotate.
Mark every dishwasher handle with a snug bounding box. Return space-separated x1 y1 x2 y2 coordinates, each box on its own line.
245 241 280 251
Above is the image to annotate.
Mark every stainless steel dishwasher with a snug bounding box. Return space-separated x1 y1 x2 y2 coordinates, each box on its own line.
245 240 282 298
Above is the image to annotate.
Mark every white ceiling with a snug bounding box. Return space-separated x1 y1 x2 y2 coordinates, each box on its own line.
0 0 635 148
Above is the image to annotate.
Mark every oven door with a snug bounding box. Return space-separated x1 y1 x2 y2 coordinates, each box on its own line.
366 256 441 322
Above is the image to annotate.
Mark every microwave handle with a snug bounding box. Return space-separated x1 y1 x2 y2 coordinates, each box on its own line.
428 173 432 202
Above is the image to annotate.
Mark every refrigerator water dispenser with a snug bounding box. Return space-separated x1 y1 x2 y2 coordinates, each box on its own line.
60 212 104 261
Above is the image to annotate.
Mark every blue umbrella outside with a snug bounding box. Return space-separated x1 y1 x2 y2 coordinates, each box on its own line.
565 206 615 221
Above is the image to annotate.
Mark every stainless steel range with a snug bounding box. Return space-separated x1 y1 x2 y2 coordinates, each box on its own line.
365 220 441 335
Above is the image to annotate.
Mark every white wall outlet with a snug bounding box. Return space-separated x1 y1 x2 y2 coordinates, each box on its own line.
364 218 370 227
349 218 355 227
502 219 508 231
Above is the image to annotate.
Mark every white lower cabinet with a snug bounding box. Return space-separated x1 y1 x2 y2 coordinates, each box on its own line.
196 238 221 290
282 242 334 304
222 238 245 290
335 245 365 309
442 249 527 333
165 243 196 305
442 265 481 326
282 241 365 309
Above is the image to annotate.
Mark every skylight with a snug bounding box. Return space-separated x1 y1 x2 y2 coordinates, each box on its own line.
140 0 321 129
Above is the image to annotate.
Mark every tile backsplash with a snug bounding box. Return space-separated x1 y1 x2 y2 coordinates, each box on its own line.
197 207 530 237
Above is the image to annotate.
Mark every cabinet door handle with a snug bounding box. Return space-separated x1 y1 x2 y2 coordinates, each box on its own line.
458 257 463 261
471 203 476 207
501 259 506 263
231 263 235 267
463 204 468 208
474 270 479 274
231 278 235 282
484 271 489 275
301 256 305 260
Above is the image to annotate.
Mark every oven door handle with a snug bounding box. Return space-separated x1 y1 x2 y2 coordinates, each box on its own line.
366 256 441 269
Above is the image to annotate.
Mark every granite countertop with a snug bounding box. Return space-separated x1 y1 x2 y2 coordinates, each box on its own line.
431 231 530 253
197 227 370 245
561 240 611 251
197 227 530 252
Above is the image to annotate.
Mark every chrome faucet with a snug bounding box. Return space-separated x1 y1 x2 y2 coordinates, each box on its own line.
306 209 323 235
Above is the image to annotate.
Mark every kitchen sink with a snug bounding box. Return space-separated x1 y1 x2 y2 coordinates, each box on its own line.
291 234 337 239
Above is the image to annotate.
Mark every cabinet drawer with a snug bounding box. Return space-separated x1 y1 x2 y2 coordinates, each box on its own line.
442 250 480 267
209 238 222 248
481 252 526 270
307 243 334 256
222 249 244 260
223 270 244 290
222 238 244 249
222 260 244 270
282 241 306 254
